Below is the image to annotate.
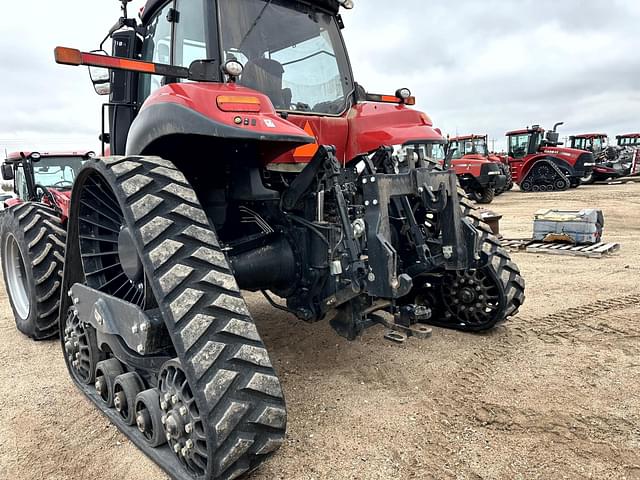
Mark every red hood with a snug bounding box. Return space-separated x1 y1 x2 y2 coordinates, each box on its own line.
540 146 585 161
456 153 491 163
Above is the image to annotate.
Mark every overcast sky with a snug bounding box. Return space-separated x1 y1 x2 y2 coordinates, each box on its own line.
1 0 639 155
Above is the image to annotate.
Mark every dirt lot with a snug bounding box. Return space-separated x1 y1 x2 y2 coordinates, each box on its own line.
1 182 639 480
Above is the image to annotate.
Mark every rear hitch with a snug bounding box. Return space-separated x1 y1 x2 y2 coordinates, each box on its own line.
371 304 433 343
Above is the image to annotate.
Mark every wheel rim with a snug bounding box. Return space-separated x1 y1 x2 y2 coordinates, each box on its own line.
3 234 30 320
440 269 501 327
77 172 149 307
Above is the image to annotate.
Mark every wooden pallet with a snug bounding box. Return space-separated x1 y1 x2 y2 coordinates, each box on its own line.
525 241 620 258
500 239 531 251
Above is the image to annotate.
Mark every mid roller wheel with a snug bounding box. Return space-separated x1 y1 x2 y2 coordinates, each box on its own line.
113 372 145 425
135 389 167 448
95 358 124 408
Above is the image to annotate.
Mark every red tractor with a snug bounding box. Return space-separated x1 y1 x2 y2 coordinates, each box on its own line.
448 134 509 203
569 133 630 183
506 123 595 192
0 151 92 339
50 1 525 478
617 133 640 147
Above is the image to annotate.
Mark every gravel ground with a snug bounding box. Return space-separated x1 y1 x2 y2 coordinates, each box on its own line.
1 182 639 480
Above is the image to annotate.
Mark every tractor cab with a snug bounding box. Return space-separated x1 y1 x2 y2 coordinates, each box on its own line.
58 0 442 169
569 134 609 154
1 152 92 208
448 135 489 159
616 134 640 147
506 124 562 159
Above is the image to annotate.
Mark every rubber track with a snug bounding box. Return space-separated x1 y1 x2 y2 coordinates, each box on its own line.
91 156 286 480
521 159 569 192
2 202 65 339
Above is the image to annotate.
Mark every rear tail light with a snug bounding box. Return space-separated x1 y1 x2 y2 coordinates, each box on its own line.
216 95 261 113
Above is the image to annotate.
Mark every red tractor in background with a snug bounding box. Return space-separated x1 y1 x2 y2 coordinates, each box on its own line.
0 151 91 339
506 123 594 192
617 133 640 147
448 134 510 203
49 0 525 479
568 133 631 183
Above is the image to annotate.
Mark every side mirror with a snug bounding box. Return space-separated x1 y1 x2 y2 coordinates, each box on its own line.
1 163 14 181
88 50 111 96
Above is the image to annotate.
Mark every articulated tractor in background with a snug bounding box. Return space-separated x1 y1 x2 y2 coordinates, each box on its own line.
0 151 91 339
506 123 594 192
48 0 525 478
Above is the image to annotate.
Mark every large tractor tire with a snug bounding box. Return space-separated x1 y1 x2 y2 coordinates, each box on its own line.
472 187 495 204
411 194 525 332
0 202 65 340
60 157 286 480
581 171 595 185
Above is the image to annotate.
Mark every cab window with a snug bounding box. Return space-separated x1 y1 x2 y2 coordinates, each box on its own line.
139 1 174 101
174 0 207 68
509 134 529 158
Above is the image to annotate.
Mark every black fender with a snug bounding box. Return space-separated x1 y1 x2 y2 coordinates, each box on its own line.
125 102 313 156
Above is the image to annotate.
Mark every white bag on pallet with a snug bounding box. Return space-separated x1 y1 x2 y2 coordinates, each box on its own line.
533 209 604 245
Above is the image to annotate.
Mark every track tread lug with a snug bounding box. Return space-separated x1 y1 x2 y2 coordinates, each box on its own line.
158 263 194 295
211 294 249 316
140 217 173 245
214 401 250 447
252 406 286 429
202 271 239 292
204 369 238 406
183 227 220 248
191 341 227 379
111 160 143 178
218 436 254 474
130 194 163 221
242 373 283 399
172 204 209 225
218 318 261 342
149 238 184 270
169 288 204 323
179 314 215 351
232 345 272 368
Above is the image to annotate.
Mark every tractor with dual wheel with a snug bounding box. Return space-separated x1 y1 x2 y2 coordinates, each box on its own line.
506 123 595 192
52 0 525 478
447 134 510 203
0 151 92 339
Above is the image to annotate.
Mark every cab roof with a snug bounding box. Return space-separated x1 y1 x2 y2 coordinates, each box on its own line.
5 151 94 162
506 125 547 136
142 0 342 23
449 134 486 142
571 133 607 139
